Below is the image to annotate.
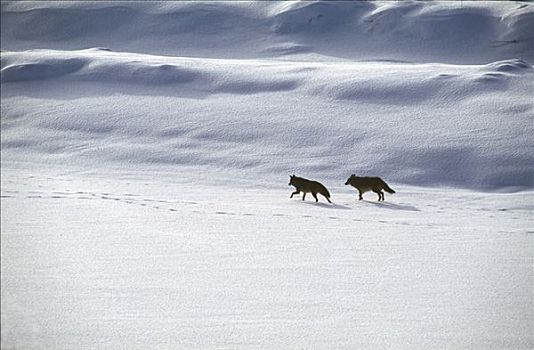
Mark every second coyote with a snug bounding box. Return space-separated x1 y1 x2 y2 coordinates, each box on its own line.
345 175 395 201
289 175 332 203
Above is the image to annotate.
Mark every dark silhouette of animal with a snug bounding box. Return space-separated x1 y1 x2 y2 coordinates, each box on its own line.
289 175 332 203
345 175 395 201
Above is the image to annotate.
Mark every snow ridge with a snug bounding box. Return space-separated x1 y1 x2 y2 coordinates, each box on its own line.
2 1 533 63
1 1 533 191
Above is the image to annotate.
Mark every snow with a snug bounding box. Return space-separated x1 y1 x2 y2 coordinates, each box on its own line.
2 49 532 190
2 170 532 350
1 1 533 349
2 1 533 63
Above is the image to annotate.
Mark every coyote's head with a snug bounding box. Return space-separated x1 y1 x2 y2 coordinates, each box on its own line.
345 174 356 185
288 174 296 186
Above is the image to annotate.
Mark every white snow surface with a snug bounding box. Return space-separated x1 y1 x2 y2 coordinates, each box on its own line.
1 1 533 349
2 169 533 350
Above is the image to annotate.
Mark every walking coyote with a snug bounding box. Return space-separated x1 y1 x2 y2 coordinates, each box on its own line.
289 175 332 203
345 175 395 201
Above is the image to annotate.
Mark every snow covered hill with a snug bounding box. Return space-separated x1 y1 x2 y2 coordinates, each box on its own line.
1 1 533 349
2 1 533 63
1 48 533 191
2 1 534 191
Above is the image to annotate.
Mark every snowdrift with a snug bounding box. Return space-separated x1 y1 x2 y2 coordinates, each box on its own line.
2 49 533 191
2 1 533 63
1 1 533 191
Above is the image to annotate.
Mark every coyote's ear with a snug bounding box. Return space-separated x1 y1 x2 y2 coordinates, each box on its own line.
351 174 355 177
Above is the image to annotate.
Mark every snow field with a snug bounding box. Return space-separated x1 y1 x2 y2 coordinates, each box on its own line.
1 1 533 349
1 169 532 350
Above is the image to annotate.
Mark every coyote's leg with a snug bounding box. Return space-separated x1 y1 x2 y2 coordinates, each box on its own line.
373 189 382 201
290 190 299 198
324 195 332 203
302 192 306 201
380 191 385 201
358 191 363 200
312 192 318 202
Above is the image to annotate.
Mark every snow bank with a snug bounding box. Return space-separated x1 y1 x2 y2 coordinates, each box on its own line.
0 57 87 82
2 1 533 63
1 49 533 191
1 1 533 191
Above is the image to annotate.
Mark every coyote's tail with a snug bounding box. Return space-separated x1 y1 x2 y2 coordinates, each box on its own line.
320 185 331 198
382 180 395 194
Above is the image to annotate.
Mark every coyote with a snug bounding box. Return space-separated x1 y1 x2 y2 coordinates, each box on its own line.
345 175 395 201
289 175 332 203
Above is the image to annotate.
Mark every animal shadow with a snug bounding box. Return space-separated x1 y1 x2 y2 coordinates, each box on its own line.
365 201 420 212
303 201 351 210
